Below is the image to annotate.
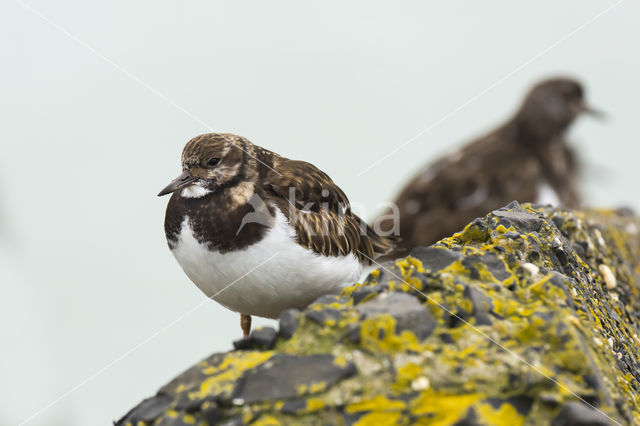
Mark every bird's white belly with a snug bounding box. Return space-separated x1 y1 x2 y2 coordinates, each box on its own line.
170 210 362 318
536 180 561 206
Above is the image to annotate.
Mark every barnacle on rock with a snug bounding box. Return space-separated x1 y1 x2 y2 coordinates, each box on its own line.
117 203 640 425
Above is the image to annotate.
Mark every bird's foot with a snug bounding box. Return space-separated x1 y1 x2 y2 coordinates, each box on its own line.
240 314 252 338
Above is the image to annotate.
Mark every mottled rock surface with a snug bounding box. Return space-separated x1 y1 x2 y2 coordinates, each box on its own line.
117 203 640 425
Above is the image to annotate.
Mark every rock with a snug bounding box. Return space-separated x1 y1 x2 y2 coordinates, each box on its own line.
409 246 463 271
233 327 277 351
117 204 640 425
356 292 436 340
351 284 385 305
277 309 299 339
117 394 172 424
230 354 356 404
551 401 612 426
305 295 348 325
463 285 493 325
461 252 511 282
305 308 341 325
492 201 544 232
599 264 617 289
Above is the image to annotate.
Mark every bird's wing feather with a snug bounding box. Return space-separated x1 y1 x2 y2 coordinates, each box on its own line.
263 158 395 262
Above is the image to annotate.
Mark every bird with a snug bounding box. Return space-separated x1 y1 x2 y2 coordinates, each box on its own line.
158 133 396 337
377 77 602 250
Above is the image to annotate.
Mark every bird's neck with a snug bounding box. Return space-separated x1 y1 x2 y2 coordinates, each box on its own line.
167 183 273 252
183 180 259 216
508 114 567 149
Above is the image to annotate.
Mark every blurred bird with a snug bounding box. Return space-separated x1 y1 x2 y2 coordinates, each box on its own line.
378 77 602 250
159 133 396 336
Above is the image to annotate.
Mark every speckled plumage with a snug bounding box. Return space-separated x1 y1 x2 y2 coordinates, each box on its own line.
164 133 395 259
381 78 596 250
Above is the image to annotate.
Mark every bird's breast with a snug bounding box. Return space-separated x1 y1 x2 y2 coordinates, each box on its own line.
535 180 561 206
169 208 362 318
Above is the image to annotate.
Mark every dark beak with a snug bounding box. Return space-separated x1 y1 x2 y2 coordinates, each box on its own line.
157 170 197 196
580 103 606 120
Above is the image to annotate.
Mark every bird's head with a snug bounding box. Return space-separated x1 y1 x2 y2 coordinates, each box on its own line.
516 77 602 137
158 133 247 198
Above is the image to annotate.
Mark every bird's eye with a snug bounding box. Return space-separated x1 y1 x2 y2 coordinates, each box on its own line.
207 158 220 167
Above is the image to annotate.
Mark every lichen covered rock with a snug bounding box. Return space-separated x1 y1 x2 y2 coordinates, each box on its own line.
117 203 640 425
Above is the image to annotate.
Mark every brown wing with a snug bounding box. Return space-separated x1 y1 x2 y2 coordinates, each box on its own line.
263 158 396 263
386 132 541 248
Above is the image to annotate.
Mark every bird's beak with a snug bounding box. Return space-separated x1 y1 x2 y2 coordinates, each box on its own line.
579 103 606 120
157 170 197 196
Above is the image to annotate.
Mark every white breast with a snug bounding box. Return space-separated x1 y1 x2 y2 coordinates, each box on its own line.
536 180 561 206
170 209 362 318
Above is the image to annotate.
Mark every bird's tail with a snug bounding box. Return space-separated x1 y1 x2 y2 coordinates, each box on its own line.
364 223 403 262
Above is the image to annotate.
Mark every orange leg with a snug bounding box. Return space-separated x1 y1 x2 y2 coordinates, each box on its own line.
240 314 252 338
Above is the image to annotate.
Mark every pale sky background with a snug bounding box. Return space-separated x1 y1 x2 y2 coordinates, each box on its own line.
0 1 638 424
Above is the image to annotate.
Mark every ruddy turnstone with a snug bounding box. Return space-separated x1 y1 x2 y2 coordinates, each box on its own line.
159 133 396 336
379 77 602 249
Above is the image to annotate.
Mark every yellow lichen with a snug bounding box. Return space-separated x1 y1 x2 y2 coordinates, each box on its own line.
476 402 525 425
309 381 327 393
346 395 407 413
402 276 423 291
410 391 482 423
190 351 273 400
353 412 404 426
306 398 325 412
182 414 197 424
393 362 423 392
251 415 281 426
359 315 423 354
333 355 348 368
